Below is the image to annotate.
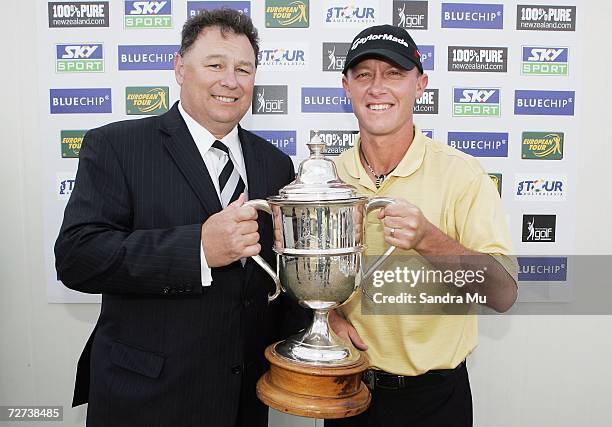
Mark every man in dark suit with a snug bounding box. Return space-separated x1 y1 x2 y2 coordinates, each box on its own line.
55 9 301 427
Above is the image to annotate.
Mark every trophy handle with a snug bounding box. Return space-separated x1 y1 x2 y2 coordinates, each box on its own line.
243 199 282 302
362 197 397 281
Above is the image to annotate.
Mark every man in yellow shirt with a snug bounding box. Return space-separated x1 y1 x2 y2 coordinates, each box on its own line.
326 25 518 427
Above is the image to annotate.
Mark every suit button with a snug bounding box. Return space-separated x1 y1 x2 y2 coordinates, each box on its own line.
243 299 251 308
185 285 192 292
162 287 170 294
178 286 184 293
231 365 242 375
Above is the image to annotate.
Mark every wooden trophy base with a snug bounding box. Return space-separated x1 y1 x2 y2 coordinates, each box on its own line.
256 343 371 419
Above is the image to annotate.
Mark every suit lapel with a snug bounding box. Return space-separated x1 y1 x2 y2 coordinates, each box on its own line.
159 103 222 216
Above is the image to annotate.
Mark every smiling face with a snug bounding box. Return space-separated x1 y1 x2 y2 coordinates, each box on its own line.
342 58 428 141
175 26 256 139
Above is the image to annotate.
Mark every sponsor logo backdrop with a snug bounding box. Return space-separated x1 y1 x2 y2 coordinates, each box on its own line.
38 0 580 302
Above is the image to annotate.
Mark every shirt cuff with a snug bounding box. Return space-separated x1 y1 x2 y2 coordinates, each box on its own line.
200 244 213 287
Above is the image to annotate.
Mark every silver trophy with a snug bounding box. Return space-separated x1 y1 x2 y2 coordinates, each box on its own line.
245 135 395 367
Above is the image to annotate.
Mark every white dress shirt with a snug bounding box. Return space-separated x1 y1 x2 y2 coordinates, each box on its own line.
178 101 249 286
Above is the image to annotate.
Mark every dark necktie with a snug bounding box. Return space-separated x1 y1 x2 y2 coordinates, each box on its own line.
212 140 245 208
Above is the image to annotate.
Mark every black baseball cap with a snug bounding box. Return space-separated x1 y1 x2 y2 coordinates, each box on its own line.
342 24 423 75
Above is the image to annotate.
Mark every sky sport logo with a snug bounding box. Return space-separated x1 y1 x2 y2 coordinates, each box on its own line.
252 86 288 114
187 1 250 18
301 88 353 113
453 88 500 117
419 45 434 70
125 87 169 115
48 2 109 27
393 1 428 30
414 89 438 114
517 257 567 281
56 44 104 73
522 215 556 243
118 45 179 70
522 47 568 76
514 90 574 116
258 45 308 68
322 43 351 72
517 5 576 31
265 0 309 28
441 3 503 29
310 130 358 156
50 88 112 114
124 0 172 29
447 132 508 157
448 46 507 72
61 130 87 158
251 130 296 156
515 174 566 201
325 3 376 25
522 132 564 160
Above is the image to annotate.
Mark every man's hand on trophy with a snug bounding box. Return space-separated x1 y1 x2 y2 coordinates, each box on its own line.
328 310 368 351
377 198 433 251
201 194 260 267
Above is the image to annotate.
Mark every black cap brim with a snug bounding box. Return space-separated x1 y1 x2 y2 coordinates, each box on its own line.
342 48 421 75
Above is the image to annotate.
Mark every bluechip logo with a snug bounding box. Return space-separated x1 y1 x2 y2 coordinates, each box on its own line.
393 1 428 30
517 5 576 31
322 42 351 72
251 130 296 155
56 44 104 73
48 2 109 27
447 132 508 157
448 46 507 72
414 89 438 114
124 0 172 28
310 130 358 156
118 45 179 70
301 88 352 113
514 90 574 116
50 88 112 114
441 3 504 29
419 45 434 70
422 129 434 138
453 88 500 117
187 1 250 17
518 257 567 281
522 47 568 75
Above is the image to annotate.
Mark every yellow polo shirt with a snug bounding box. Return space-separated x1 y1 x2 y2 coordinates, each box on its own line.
335 126 516 376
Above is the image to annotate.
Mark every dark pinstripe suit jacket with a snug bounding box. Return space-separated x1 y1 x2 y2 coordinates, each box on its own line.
55 103 302 427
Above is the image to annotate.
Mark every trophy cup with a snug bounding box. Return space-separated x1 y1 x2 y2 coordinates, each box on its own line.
245 136 395 419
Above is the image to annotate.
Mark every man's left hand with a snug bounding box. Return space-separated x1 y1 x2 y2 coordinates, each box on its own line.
377 198 432 251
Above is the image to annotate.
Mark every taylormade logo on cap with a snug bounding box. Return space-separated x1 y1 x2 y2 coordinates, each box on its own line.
351 33 410 51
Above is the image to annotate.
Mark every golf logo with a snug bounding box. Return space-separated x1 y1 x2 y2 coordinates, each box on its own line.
414 88 438 114
61 130 87 158
48 2 109 27
56 43 104 73
393 1 428 30
488 173 502 195
521 47 568 76
253 86 288 114
126 87 169 115
187 1 250 18
453 88 500 117
515 174 567 201
258 44 308 69
521 132 564 160
448 46 507 72
522 215 556 243
517 5 576 31
322 43 351 72
310 130 358 155
325 2 377 25
265 0 309 28
124 0 172 28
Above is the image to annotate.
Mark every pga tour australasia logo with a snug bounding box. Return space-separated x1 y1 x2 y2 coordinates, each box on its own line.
250 130 296 156
453 88 500 117
441 3 503 29
515 174 567 201
57 174 77 200
325 2 376 25
517 5 576 31
514 90 575 116
310 130 358 156
187 1 250 18
322 43 351 72
447 132 508 157
253 86 288 114
448 46 507 72
522 215 556 243
522 47 568 75
118 45 179 70
48 2 109 27
393 1 428 30
414 89 438 114
56 44 104 73
124 0 172 28
265 0 309 28
258 44 308 68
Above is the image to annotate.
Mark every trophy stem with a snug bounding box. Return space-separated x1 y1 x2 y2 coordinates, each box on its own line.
275 308 361 366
